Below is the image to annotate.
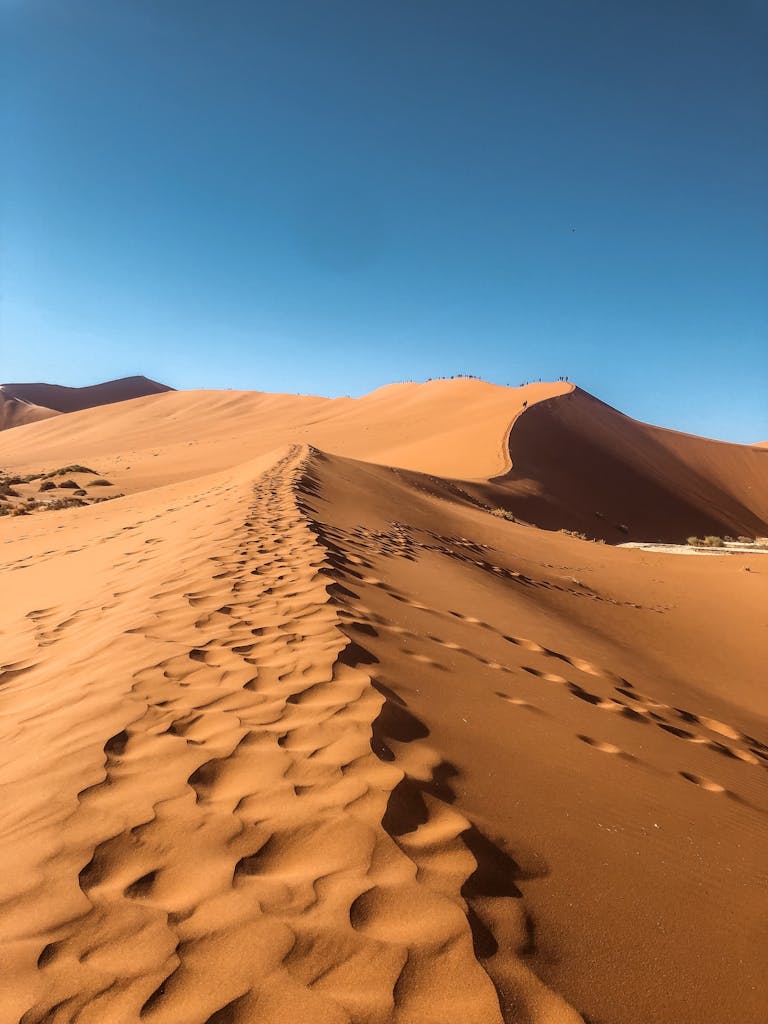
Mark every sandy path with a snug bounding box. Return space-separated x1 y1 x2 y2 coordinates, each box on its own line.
2 379 765 1023
3 446 579 1024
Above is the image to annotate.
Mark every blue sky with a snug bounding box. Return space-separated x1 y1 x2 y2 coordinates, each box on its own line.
2 1 766 441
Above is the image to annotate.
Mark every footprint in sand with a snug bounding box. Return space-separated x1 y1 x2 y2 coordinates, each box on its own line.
577 734 634 758
496 692 545 714
679 771 725 793
522 666 568 684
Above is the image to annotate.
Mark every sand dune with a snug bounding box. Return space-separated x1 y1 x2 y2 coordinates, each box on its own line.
489 386 768 541
1 380 764 544
0 380 568 492
1 379 766 1024
0 391 59 431
0 376 173 429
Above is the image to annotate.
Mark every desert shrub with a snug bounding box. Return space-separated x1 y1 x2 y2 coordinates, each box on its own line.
46 497 87 510
39 480 56 491
0 505 11 516
701 536 724 547
58 479 79 489
687 537 701 546
489 507 518 522
615 523 629 534
74 489 87 496
0 480 19 498
91 478 113 486
51 465 97 476
737 536 753 544
559 529 587 540
8 473 41 484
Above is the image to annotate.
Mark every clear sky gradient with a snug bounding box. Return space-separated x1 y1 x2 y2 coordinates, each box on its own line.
2 1 766 441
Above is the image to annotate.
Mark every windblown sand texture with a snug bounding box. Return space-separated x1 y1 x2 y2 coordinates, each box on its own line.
1 379 766 1024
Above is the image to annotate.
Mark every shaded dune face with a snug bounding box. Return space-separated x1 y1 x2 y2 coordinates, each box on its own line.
0 380 570 484
298 449 768 1024
493 388 768 542
1 378 764 544
1 381 767 1023
0 376 173 425
0 393 60 431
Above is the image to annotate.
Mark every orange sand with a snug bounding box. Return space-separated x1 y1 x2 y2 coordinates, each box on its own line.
1 379 765 1024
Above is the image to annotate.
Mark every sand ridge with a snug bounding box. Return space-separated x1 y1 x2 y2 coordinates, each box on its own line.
0 380 570 494
495 386 768 540
1 379 766 1023
3 446 585 1023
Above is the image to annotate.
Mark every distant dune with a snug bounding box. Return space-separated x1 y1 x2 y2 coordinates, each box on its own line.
0 375 173 428
0 390 59 431
0 378 764 542
0 379 569 487
1 377 766 1024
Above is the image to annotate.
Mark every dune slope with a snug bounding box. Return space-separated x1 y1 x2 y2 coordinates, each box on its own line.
0 392 59 431
490 387 768 541
1 380 766 1023
0 376 173 425
0 380 568 491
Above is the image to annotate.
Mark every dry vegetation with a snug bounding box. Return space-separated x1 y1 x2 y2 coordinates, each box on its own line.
0 466 121 516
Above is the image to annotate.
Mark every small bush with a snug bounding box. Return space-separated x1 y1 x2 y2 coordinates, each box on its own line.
39 480 56 492
737 536 753 544
559 529 587 540
46 497 87 510
489 507 518 522
702 536 724 547
615 523 629 534
8 473 41 485
687 537 701 546
58 479 79 489
74 489 87 496
0 480 19 498
51 465 97 476
91 478 113 486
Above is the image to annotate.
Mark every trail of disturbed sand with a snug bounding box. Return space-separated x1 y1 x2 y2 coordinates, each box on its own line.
4 446 579 1024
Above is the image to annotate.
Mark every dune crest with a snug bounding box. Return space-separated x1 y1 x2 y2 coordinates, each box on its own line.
0 379 567 489
3 446 585 1023
2 378 766 1023
492 386 768 541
